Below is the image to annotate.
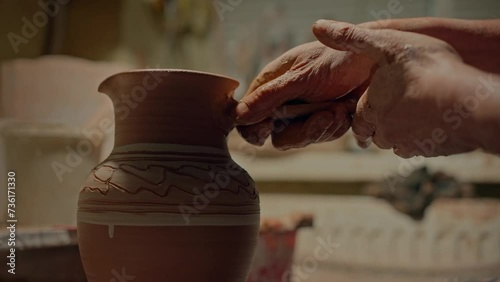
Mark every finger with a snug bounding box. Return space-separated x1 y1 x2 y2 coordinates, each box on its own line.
309 88 364 144
347 80 370 102
312 19 397 63
237 118 273 146
322 118 351 142
245 55 296 96
338 78 372 114
272 111 335 150
393 146 418 159
352 94 375 148
236 72 302 125
317 101 353 142
372 132 393 150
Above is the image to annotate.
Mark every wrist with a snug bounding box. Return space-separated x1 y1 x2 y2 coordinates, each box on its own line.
468 79 500 154
452 66 500 154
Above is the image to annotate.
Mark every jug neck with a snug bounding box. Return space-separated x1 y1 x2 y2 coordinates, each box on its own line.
98 70 239 150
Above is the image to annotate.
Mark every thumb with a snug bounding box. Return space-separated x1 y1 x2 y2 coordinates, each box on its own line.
312 20 393 63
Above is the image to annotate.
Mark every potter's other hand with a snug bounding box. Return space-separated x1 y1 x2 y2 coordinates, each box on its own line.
236 41 374 150
313 20 495 157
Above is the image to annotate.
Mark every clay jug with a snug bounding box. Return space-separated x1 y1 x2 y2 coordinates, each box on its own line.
77 70 260 282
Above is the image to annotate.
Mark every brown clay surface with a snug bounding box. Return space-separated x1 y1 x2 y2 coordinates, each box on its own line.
78 222 259 282
78 69 260 282
98 70 239 148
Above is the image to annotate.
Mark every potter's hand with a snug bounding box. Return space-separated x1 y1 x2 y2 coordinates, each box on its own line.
313 20 489 157
235 41 373 150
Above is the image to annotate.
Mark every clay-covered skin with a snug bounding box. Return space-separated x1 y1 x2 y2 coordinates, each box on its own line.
236 19 500 157
360 18 500 74
313 20 500 157
235 41 373 150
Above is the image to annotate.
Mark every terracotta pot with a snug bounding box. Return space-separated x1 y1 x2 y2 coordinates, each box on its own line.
77 70 260 282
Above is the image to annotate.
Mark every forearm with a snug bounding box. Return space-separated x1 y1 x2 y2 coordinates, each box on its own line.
360 18 500 74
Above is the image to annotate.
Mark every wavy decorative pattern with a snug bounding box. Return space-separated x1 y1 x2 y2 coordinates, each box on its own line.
82 163 257 198
78 144 259 218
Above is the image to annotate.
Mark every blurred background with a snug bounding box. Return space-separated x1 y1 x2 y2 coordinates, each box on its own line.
0 0 499 281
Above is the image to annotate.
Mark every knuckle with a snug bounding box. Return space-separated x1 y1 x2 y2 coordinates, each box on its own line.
336 26 372 53
277 55 297 70
252 82 277 102
397 40 460 63
372 134 391 150
351 122 370 137
337 26 358 43
398 44 419 61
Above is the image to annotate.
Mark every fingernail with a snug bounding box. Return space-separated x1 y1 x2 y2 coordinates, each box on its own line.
314 19 330 33
235 102 249 117
314 19 339 36
235 102 250 124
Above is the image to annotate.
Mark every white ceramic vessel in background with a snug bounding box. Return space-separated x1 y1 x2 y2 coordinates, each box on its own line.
260 194 500 281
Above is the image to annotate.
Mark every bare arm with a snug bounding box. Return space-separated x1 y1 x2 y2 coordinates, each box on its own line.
360 18 500 74
454 65 500 155
313 20 500 157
